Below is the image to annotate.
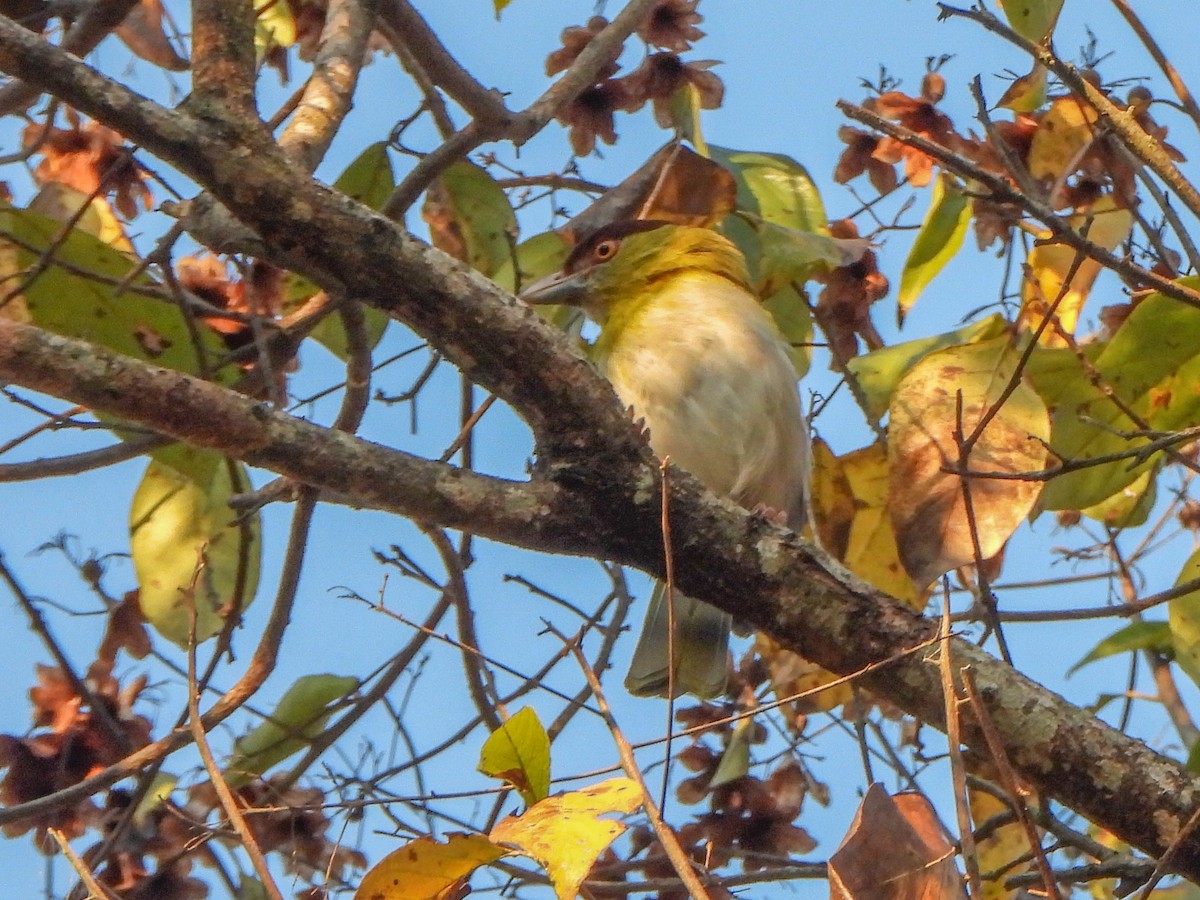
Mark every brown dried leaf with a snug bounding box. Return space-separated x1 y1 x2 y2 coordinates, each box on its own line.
830 783 966 900
888 336 1049 589
115 0 190 71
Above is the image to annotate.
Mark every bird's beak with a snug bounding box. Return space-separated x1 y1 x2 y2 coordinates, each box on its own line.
520 269 588 306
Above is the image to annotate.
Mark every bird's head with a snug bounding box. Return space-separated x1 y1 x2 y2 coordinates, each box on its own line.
520 221 752 324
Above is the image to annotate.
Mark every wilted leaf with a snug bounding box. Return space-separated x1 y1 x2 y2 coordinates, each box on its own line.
888 336 1050 588
898 174 971 323
129 451 260 646
225 674 358 787
1028 95 1097 182
998 0 1065 43
478 707 551 806
565 143 734 237
423 161 517 277
490 778 641 900
116 0 189 71
829 783 966 900
1019 195 1133 346
1070 620 1173 676
354 833 506 900
1170 549 1200 689
846 314 1008 421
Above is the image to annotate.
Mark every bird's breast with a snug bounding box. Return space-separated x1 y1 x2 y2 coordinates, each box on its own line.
598 273 808 518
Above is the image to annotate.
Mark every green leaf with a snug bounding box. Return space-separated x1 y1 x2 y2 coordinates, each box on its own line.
295 142 396 359
478 707 551 806
132 772 177 829
1170 548 1200 690
709 719 754 789
1079 467 1157 528
710 146 827 233
898 174 971 324
763 284 813 379
129 450 260 647
0 202 229 380
845 314 1008 421
334 141 395 211
1032 280 1200 510
756 219 854 294
225 674 358 787
425 161 517 277
1069 620 1173 675
999 0 1064 43
494 231 583 340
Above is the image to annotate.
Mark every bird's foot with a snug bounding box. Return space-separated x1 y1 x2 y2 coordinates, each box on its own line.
751 503 790 527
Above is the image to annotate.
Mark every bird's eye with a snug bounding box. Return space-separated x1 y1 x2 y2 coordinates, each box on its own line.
593 239 618 261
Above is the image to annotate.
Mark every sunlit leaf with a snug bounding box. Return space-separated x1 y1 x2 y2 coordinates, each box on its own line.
29 182 131 251
354 833 506 900
1019 195 1133 346
998 63 1048 112
1070 620 1173 676
998 0 1065 43
756 630 853 713
478 706 551 806
490 778 641 900
493 0 513 17
1031 280 1200 511
898 174 971 324
1079 466 1157 528
1028 95 1097 182
254 0 295 52
129 451 260 646
970 788 1033 900
846 314 1008 423
1169 548 1200 690
888 336 1050 588
710 145 828 234
823 442 922 607
334 141 395 211
225 674 358 787
0 201 230 380
423 161 517 277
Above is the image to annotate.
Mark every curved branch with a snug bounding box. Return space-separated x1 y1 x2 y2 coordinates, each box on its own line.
4 318 1200 878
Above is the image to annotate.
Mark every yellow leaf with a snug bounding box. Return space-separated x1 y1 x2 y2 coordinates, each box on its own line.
1020 195 1133 346
888 337 1050 589
998 63 1048 113
970 789 1031 900
835 443 923 606
354 833 506 900
490 778 642 900
1028 95 1097 182
478 707 551 806
129 451 260 646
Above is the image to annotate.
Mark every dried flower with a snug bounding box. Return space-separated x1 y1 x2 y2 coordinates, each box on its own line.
618 52 723 127
638 0 705 52
545 16 620 79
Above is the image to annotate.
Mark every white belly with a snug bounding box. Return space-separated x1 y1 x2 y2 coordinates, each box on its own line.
600 273 808 523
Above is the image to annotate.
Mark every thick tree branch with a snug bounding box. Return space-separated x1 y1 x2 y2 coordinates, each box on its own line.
4 317 1200 879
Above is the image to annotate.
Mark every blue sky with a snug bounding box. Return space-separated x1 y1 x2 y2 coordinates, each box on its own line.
5 1 1200 895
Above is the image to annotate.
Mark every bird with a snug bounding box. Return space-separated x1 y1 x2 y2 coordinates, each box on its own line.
521 220 809 698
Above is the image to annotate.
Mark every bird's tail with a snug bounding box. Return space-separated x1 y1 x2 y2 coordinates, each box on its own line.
624 582 731 699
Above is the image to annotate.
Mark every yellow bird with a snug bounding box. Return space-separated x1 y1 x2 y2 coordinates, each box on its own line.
522 221 809 698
